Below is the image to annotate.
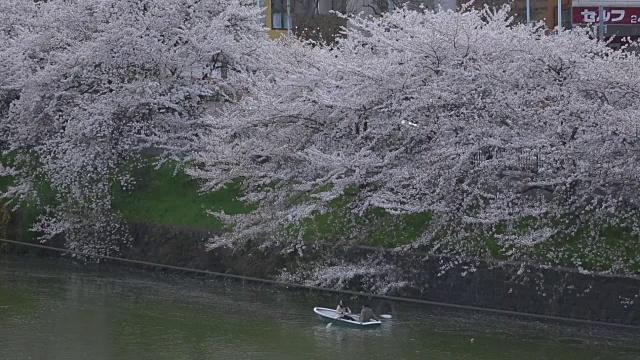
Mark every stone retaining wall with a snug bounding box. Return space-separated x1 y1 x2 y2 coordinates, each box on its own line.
334 246 640 325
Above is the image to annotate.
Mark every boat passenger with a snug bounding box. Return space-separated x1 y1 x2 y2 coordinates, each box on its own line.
336 300 351 314
359 304 380 323
337 300 355 321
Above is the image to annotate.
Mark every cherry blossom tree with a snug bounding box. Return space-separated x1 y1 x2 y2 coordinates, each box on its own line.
0 0 268 255
192 6 640 273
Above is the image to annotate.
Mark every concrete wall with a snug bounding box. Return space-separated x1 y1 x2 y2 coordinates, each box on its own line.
333 246 640 325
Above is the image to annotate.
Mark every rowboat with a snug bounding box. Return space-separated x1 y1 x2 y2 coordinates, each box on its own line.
313 307 382 328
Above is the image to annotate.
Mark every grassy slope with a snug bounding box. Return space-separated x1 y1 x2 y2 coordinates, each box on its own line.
110 163 429 246
111 162 252 230
286 189 429 247
1 160 638 273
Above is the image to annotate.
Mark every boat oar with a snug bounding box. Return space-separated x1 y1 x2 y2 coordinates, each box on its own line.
380 314 392 319
326 322 333 329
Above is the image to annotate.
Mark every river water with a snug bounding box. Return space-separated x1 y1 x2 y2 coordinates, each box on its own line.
0 257 638 360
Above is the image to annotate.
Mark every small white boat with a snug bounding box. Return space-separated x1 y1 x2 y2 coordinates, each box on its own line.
313 307 382 328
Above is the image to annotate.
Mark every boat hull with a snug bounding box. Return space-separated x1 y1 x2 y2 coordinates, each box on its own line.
313 307 382 328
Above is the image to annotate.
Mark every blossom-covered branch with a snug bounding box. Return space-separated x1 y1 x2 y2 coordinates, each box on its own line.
0 0 268 254
192 6 640 272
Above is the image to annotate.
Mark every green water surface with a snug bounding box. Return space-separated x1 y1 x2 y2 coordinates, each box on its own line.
0 257 638 360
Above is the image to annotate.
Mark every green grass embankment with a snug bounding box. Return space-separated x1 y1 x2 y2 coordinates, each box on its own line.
111 161 252 230
0 159 249 245
111 162 432 246
1 158 638 273
1 158 432 246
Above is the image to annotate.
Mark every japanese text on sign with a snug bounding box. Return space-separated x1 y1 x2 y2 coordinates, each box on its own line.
572 7 640 25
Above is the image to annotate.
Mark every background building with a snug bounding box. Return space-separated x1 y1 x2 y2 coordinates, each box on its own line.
263 0 640 47
263 0 441 42
463 0 572 30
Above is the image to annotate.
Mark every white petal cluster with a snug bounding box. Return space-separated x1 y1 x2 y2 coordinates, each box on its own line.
277 255 409 295
0 0 267 254
193 6 640 273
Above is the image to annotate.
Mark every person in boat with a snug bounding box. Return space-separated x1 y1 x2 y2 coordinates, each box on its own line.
336 300 356 321
336 300 351 314
359 304 380 323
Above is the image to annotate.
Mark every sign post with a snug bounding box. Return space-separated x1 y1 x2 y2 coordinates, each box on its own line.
558 0 563 30
286 0 291 36
599 6 605 40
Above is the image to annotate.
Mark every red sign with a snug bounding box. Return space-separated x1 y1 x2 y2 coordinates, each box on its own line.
572 7 640 25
